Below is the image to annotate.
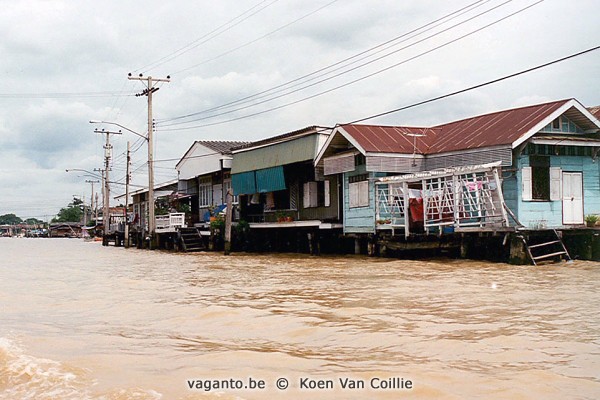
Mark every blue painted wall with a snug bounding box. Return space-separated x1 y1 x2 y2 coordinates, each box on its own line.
343 166 385 234
511 154 600 228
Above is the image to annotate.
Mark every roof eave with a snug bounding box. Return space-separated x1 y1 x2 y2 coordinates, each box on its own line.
510 99 599 149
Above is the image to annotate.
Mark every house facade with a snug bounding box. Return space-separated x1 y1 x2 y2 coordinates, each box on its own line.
231 126 342 250
316 99 600 238
175 141 249 226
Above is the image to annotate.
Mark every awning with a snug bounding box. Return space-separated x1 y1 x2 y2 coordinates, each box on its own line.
232 171 256 196
256 166 286 193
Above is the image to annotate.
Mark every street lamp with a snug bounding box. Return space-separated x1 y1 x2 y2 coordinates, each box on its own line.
89 120 155 248
88 120 148 141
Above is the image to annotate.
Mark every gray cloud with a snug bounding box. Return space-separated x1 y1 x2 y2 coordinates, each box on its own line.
0 0 598 218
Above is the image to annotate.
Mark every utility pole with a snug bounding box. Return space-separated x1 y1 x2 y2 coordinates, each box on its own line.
94 129 122 245
124 141 131 248
128 73 170 249
86 179 100 227
224 188 233 255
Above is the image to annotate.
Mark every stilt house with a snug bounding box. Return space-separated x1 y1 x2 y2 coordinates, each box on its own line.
316 99 600 238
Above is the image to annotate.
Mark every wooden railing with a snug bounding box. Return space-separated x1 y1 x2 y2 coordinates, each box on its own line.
155 213 187 233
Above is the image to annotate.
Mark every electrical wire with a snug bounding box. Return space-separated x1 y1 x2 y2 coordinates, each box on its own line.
158 1 544 131
159 0 490 124
134 0 280 73
172 0 339 76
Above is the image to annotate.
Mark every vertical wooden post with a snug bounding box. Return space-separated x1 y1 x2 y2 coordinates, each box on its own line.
403 181 410 238
224 188 233 255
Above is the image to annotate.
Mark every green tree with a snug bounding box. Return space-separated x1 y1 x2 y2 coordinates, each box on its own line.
24 218 44 225
0 213 23 225
52 198 84 223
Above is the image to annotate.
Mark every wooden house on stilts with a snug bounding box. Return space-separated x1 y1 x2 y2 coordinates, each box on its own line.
316 98 600 263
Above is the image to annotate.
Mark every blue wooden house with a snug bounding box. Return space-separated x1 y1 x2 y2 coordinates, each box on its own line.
315 99 600 240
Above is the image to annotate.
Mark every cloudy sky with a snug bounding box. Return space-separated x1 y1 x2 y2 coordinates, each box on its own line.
0 0 598 220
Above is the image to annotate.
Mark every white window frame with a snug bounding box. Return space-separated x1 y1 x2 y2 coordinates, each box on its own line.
522 166 562 202
198 176 212 207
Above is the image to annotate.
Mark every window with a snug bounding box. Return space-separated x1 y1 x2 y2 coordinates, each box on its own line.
522 156 561 202
531 156 550 200
198 177 212 207
349 179 369 208
303 180 331 208
223 179 238 204
303 182 318 208
552 117 561 130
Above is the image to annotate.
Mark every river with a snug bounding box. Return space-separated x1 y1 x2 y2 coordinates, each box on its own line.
0 238 598 399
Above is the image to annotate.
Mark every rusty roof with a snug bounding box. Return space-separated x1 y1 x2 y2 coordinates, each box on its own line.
338 125 435 154
588 106 600 120
429 99 570 153
337 99 585 155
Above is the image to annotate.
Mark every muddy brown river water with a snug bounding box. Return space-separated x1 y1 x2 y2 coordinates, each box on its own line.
0 238 599 399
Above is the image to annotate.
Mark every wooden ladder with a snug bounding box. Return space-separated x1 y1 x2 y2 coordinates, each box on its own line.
523 229 571 265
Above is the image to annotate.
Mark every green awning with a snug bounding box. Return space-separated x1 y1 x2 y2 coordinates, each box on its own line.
256 166 286 193
232 171 256 196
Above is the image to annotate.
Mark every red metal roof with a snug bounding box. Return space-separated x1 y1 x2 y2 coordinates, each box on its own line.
429 99 569 153
588 106 600 120
339 125 434 154
340 99 572 155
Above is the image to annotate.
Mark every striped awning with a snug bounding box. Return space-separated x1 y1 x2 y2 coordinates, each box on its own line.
256 166 286 193
232 171 256 196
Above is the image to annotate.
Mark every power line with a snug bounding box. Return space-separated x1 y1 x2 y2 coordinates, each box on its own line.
158 0 544 131
172 0 339 76
134 0 280 73
159 0 491 124
0 91 136 99
158 0 491 123
345 45 600 125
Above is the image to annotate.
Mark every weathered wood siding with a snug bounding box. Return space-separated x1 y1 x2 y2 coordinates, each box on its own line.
298 175 340 221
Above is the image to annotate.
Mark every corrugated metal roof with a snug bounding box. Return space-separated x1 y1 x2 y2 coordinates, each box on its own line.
339 125 433 154
232 126 331 152
588 106 600 120
337 99 599 156
429 99 570 153
197 141 250 155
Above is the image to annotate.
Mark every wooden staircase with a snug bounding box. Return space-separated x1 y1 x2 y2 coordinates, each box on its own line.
522 229 571 265
179 227 206 252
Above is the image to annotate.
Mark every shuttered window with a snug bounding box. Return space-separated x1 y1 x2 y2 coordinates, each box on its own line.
522 164 562 202
324 180 331 207
522 167 532 201
303 182 318 208
349 180 369 208
550 167 562 201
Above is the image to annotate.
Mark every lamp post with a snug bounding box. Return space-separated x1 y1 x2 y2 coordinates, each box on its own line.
88 120 152 248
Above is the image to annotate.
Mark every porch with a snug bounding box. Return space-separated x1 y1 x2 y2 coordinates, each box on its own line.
375 162 510 237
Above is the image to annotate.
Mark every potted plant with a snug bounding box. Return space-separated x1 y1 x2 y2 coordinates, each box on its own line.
275 211 285 222
585 214 598 227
